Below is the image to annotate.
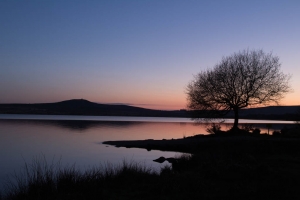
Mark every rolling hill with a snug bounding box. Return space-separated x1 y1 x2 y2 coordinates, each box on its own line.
0 99 299 120
0 99 188 117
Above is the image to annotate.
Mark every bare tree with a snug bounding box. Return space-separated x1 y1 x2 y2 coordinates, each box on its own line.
187 49 291 131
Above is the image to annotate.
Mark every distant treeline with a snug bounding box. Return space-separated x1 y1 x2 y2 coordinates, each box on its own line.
237 113 299 121
191 110 300 121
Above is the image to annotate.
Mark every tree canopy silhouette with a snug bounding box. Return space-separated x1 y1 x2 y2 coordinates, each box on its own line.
187 49 291 131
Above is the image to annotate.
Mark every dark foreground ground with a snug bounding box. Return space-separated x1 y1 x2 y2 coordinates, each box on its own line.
2 132 300 199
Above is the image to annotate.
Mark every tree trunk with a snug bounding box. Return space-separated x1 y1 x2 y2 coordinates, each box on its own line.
233 107 239 131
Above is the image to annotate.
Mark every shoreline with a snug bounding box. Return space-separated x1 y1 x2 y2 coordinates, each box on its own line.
3 133 300 199
103 134 300 154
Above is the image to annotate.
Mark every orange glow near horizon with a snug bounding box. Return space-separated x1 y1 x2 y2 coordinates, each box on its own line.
1 88 298 111
124 91 300 110
281 93 300 106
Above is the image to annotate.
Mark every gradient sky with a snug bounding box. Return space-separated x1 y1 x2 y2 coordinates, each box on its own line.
1 0 299 110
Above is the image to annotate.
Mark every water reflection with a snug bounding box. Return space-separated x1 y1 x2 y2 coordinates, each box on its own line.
0 119 143 131
0 117 295 190
0 119 293 136
0 119 190 190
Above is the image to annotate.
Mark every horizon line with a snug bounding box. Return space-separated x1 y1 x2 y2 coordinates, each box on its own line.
0 98 299 110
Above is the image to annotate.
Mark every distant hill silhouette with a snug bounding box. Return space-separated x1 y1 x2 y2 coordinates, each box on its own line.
0 99 188 117
0 99 299 120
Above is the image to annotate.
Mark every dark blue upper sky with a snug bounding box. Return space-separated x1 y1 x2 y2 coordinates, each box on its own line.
1 0 299 109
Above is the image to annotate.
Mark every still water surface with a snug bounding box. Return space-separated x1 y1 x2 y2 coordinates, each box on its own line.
0 114 294 190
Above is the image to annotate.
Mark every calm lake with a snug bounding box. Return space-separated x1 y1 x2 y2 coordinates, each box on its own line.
0 114 295 190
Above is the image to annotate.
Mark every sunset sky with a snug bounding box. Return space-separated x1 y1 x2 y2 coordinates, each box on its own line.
1 0 299 110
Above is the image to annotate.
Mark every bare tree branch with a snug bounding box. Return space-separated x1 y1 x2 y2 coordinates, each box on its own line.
186 49 291 131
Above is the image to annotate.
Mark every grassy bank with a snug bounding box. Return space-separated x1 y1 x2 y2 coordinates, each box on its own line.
1 158 161 200
2 129 300 199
